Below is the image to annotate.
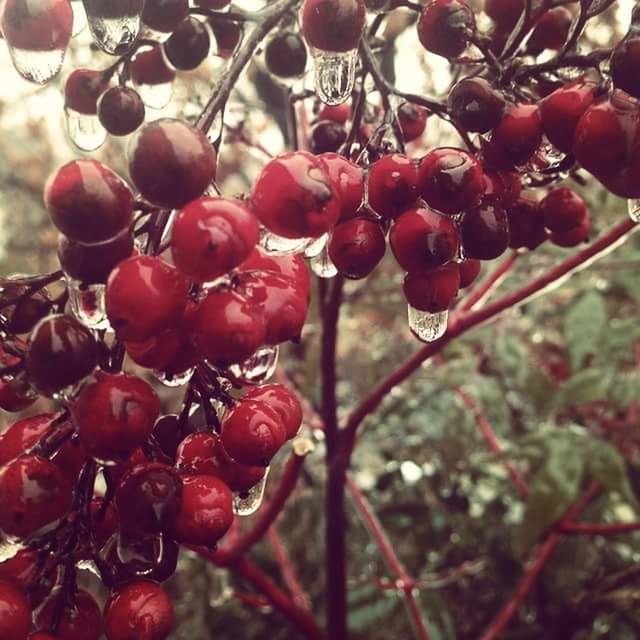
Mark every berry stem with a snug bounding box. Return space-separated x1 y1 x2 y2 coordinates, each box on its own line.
558 521 640 535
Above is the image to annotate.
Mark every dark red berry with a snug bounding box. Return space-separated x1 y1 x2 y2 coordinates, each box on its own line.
418 147 485 215
44 160 134 244
221 399 286 466
0 380 34 413
0 580 31 640
505 196 547 250
539 187 587 233
483 169 521 206
309 120 347 154
265 31 308 78
417 0 475 59
527 7 572 54
301 0 366 52
459 201 510 260
98 86 146 136
403 264 460 312
367 153 418 220
328 218 386 279
0 549 42 594
130 45 176 86
128 118 217 208
318 152 364 221
318 103 351 124
36 591 102 640
89 498 119 550
549 214 591 247
1 0 73 51
458 259 481 288
171 475 233 546
152 414 182 461
239 248 311 298
0 454 72 538
26 314 100 396
0 281 51 334
484 103 542 168
448 77 506 133
251 151 340 239
171 197 259 283
106 255 189 341
142 0 188 33
398 102 428 142
484 0 523 31
610 36 640 99
64 68 111 115
243 384 303 440
208 18 242 58
164 17 210 70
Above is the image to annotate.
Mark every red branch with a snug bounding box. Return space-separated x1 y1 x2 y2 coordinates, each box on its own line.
459 251 519 312
558 521 640 535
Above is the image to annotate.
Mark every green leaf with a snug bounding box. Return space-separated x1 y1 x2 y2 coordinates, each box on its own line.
563 292 607 372
554 368 614 408
587 439 636 505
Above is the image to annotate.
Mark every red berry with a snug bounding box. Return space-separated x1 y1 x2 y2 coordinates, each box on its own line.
243 384 303 440
459 201 510 260
484 0 523 31
328 218 386 279
72 371 160 463
37 591 102 640
116 462 182 537
0 550 45 605
483 169 521 206
128 118 217 209
549 213 591 247
106 255 189 341
264 31 308 79
0 580 31 640
187 289 266 366
539 187 587 233
448 77 506 134
208 18 241 58
309 120 347 154
251 151 340 239
527 7 572 54
142 0 188 33
398 102 428 142
367 153 418 220
171 475 233 545
130 45 176 86
239 248 311 298
403 264 460 312
44 160 134 244
318 153 364 222
0 454 72 538
125 326 198 377
300 0 366 52
0 282 51 335
26 314 100 396
0 378 35 413
505 196 547 250
64 68 111 115
164 16 211 70
389 207 459 271
1 0 73 51
171 197 259 283
221 399 287 466
98 86 146 136
610 36 640 99
151 414 182 461
318 103 351 124
418 147 485 215
458 259 481 288
417 0 475 59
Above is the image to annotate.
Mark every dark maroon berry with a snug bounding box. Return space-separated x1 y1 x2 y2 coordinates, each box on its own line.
526 7 572 54
484 104 542 169
209 18 242 58
448 77 506 133
130 45 176 86
98 86 146 136
36 590 102 640
152 414 182 461
64 68 111 115
549 214 591 247
417 0 475 59
142 0 188 33
458 259 481 288
328 218 386 279
309 120 347 154
265 31 308 78
164 17 211 70
0 580 31 640
459 201 510 260
484 0 523 31
367 153 418 220
301 0 366 52
0 280 51 334
506 197 547 250
611 36 640 99
398 102 428 142
403 264 460 312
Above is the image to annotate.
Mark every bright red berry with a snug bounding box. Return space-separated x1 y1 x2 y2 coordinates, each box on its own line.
458 259 481 288
417 0 475 59
36 590 102 640
318 153 364 222
484 104 542 169
539 187 588 233
328 218 386 279
318 103 351 124
459 201 510 260
367 153 418 220
300 0 366 52
403 264 460 312
0 580 31 640
239 248 311 298
98 86 146 136
448 77 506 134
243 384 303 440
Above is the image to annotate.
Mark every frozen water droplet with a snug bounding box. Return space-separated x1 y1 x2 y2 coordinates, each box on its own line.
71 1 88 36
407 305 448 343
83 0 144 55
65 108 107 151
76 558 101 577
8 48 67 85
0 538 24 562
260 230 314 256
68 280 110 330
304 233 328 258
311 48 357 106
140 24 172 43
134 81 173 110
628 199 640 223
153 368 195 388
206 564 233 606
310 243 337 279
233 467 270 516
228 345 279 386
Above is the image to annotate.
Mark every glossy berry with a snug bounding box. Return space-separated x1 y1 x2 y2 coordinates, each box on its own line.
130 45 176 86
265 31 308 78
64 68 110 115
398 102 428 142
251 151 340 239
0 379 34 413
58 228 134 284
484 104 542 168
301 0 366 52
527 7 572 54
483 170 521 206
367 153 418 220
171 475 233 546
459 201 510 260
44 159 134 244
188 289 266 366
164 17 211 70
1 0 73 52
0 580 31 640
221 399 287 466
417 0 475 59
72 370 160 462
0 281 51 334
403 264 460 312
106 255 189 341
309 120 347 154
318 102 351 124
328 218 386 279
98 86 146 136
36 590 102 640
539 187 587 233
506 197 547 250
209 18 242 58
128 118 216 208
89 498 118 550
448 77 506 133
390 207 459 272
244 384 303 440
0 455 72 538
116 462 182 536
26 314 99 396
484 0 523 31
0 549 42 595
458 259 481 288
239 248 311 298
610 36 640 99
142 0 188 33
318 153 364 221
171 197 259 283
549 214 591 247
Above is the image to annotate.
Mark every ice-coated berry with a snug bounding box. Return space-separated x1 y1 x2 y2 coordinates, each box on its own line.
64 68 111 115
0 580 31 640
506 196 547 250
36 590 102 640
239 248 311 298
243 384 303 440
164 17 211 71
403 264 460 312
549 215 591 247
448 77 506 134
459 201 510 260
264 31 308 78
367 153 418 220
142 0 188 33
0 281 51 334
527 7 572 54
610 36 640 99
417 0 475 59
328 218 386 279
309 120 347 155
98 86 146 136
130 45 176 86
539 187 587 233
458 259 481 288
318 152 364 221
300 0 366 52
484 104 542 169
398 102 429 142
1 0 73 52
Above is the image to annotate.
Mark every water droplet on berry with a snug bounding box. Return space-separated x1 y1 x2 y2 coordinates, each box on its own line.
309 243 337 279
233 467 270 516
628 199 640 223
68 280 110 331
76 558 101 577
134 80 174 110
260 231 314 256
140 24 172 43
153 367 195 388
65 108 107 151
228 345 279 386
0 538 24 562
304 233 328 258
7 48 67 84
407 305 448 343
83 0 144 55
311 48 358 106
